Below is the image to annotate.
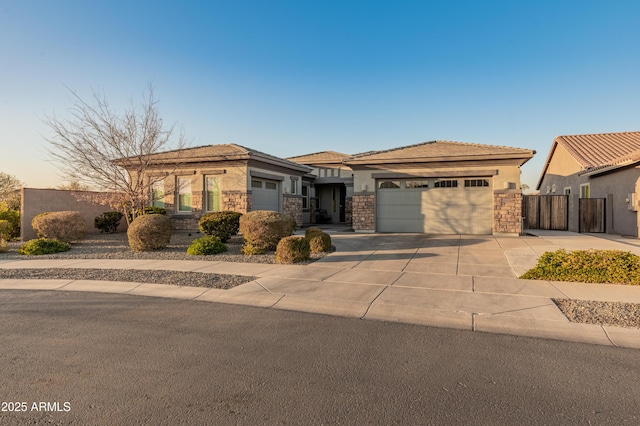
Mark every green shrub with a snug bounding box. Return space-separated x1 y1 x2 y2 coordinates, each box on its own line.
0 219 11 241
187 235 228 255
127 206 167 222
239 210 296 255
198 211 242 242
304 227 323 239
0 204 20 240
0 238 8 253
127 214 172 251
19 238 71 255
94 211 124 233
308 231 332 253
520 249 640 285
276 236 310 264
32 211 86 243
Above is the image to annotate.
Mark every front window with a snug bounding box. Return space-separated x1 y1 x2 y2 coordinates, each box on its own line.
580 184 590 199
564 187 571 195
151 180 164 208
205 176 221 212
302 184 309 209
291 179 297 195
177 177 192 212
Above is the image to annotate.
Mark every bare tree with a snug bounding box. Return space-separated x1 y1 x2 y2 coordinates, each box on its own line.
45 85 187 224
0 172 23 196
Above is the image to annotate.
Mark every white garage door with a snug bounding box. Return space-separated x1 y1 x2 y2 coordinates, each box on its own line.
251 178 280 212
376 178 493 234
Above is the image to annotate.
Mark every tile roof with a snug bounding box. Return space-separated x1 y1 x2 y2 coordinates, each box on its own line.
344 140 534 164
287 151 350 164
121 143 311 172
553 131 640 171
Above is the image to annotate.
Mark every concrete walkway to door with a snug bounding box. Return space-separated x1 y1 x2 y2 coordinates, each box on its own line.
1 229 640 349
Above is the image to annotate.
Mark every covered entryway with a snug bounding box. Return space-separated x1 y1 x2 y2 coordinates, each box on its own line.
376 178 493 234
251 178 280 212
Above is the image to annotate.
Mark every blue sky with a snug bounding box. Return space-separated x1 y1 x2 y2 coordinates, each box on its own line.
1 0 639 189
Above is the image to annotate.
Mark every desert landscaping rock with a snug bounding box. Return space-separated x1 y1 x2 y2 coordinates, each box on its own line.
0 268 254 289
553 299 640 329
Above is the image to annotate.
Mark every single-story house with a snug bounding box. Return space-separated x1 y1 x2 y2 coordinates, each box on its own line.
536 131 640 236
130 144 313 229
131 140 533 235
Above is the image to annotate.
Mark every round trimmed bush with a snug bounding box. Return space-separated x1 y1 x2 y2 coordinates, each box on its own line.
0 207 20 240
187 235 228 255
127 214 172 251
239 210 296 255
198 211 242 242
276 236 310 264
19 238 71 255
32 211 86 243
308 231 332 253
304 227 323 239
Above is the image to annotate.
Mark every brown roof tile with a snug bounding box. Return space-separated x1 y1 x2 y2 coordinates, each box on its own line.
287 151 350 164
344 140 534 164
555 131 640 169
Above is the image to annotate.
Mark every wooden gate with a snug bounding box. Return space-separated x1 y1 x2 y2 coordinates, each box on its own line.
579 198 605 233
522 195 568 230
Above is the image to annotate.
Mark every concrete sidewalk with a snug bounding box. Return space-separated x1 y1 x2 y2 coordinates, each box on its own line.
1 230 640 349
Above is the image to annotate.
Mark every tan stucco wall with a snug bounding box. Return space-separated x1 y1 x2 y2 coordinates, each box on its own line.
538 144 584 195
352 164 522 193
21 188 127 241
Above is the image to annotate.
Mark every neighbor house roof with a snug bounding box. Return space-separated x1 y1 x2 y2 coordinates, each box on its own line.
343 141 535 165
536 131 640 188
287 151 350 165
116 143 312 173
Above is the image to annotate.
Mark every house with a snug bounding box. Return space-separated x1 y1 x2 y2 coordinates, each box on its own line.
343 141 533 234
132 144 312 229
131 140 533 235
286 151 353 225
536 131 640 236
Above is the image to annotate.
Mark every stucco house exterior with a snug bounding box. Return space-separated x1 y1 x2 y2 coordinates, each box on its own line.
133 144 312 229
536 131 640 237
131 140 533 235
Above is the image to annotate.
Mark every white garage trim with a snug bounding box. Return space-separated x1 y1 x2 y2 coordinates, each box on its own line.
376 177 493 234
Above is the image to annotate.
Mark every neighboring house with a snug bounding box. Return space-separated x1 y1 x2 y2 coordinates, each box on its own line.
130 144 312 229
537 131 640 236
125 140 532 235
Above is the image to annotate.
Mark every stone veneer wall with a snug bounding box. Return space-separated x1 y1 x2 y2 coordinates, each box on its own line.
309 198 317 224
352 193 375 232
494 191 522 234
344 197 353 225
283 194 303 226
222 191 251 214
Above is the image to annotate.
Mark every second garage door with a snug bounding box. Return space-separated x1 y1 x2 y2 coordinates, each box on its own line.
376 178 493 234
251 178 280 212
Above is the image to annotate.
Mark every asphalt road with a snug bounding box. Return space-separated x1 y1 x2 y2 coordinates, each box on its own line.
1 290 639 425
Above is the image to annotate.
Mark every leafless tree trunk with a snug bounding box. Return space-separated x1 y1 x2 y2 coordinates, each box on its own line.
45 84 187 224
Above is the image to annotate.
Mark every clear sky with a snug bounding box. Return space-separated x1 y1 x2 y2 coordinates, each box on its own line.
1 0 639 190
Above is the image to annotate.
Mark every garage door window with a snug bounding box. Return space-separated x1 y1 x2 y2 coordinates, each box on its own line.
464 179 489 187
251 179 262 188
265 181 277 190
434 180 458 188
378 180 400 189
405 180 429 189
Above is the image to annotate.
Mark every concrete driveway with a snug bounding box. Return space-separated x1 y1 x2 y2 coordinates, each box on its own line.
2 229 640 348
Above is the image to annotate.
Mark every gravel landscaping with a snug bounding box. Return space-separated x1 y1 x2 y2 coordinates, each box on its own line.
553 299 640 329
0 231 328 289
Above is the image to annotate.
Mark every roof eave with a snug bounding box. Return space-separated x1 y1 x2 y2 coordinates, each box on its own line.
344 153 534 166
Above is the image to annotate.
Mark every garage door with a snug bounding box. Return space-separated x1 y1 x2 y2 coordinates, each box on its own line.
376 178 492 234
251 178 280 212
